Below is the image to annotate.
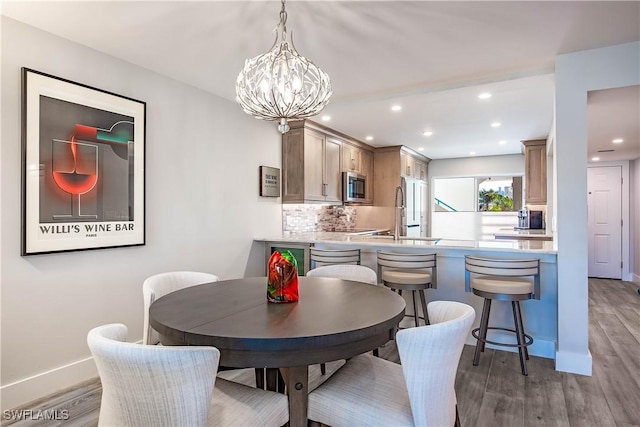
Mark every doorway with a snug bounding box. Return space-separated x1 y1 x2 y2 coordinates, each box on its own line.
587 166 622 279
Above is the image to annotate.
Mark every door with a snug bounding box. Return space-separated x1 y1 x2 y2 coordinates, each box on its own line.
324 137 342 202
303 128 326 202
587 166 622 279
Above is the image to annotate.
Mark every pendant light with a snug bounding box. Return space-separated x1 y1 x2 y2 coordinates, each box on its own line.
235 0 332 133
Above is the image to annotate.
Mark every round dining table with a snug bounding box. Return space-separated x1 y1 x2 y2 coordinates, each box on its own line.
149 276 406 427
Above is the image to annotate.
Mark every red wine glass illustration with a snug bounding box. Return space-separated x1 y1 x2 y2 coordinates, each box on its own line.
51 137 98 219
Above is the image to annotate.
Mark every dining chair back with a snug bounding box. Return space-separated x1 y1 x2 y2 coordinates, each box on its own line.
307 300 475 427
396 300 475 426
88 324 289 427
142 271 219 345
310 247 361 269
306 264 377 285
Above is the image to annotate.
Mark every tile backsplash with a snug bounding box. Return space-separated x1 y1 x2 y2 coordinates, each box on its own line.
283 205 357 232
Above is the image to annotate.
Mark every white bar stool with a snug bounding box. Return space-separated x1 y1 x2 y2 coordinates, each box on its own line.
377 251 437 327
464 255 540 376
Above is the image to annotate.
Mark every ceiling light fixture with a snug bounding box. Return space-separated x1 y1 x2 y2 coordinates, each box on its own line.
391 105 402 112
478 93 492 99
499 140 507 145
612 138 624 143
418 147 424 152
469 151 476 156
422 131 433 137
491 122 501 128
235 0 332 134
365 136 374 141
592 157 600 161
321 115 331 122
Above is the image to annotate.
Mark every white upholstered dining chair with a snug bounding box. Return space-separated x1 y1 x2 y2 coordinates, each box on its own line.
307 300 475 427
88 323 289 427
306 264 378 285
142 271 219 345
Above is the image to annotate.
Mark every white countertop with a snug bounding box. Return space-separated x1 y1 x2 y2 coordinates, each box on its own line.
494 228 554 240
256 232 557 254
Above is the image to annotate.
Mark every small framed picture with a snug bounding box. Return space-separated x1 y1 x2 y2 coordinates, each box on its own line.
260 166 281 197
21 68 146 255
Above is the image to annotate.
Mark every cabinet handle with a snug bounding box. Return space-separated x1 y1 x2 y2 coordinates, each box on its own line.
351 158 356 170
407 165 411 176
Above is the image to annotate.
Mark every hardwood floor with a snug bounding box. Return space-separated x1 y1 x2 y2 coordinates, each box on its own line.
3 278 639 427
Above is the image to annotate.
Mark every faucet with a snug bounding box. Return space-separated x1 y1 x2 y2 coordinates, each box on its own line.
393 185 405 241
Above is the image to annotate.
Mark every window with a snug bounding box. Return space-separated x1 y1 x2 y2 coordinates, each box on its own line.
433 176 523 213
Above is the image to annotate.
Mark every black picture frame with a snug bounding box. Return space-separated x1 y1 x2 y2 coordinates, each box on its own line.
21 68 146 255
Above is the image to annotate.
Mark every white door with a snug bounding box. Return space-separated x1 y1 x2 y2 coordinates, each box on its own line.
587 166 622 279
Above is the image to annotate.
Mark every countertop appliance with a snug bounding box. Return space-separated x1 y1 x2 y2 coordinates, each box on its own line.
529 210 544 229
517 209 530 229
343 172 366 203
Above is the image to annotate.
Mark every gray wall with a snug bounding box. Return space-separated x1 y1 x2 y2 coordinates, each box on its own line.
633 159 640 283
1 17 282 408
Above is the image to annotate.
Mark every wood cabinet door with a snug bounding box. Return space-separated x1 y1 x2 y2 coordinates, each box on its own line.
342 143 360 173
304 128 326 201
361 149 374 204
324 137 343 202
282 128 305 202
524 141 547 204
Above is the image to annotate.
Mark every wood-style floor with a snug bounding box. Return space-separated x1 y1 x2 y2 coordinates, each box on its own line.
4 278 640 427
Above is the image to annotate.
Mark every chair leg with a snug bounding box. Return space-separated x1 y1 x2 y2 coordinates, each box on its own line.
320 363 326 375
411 291 420 327
473 298 491 366
255 368 265 389
479 299 492 353
373 348 379 357
516 300 530 360
512 301 528 376
418 289 429 325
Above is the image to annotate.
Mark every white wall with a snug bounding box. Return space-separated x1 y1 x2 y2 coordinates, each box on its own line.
554 41 640 375
429 153 524 178
632 159 640 283
1 17 282 409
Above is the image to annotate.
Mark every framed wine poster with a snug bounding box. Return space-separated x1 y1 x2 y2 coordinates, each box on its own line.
21 68 146 255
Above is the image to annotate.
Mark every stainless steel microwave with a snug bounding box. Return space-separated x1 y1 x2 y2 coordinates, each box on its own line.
343 172 367 203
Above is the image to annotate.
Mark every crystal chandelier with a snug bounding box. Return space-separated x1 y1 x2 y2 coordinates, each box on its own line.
235 0 332 134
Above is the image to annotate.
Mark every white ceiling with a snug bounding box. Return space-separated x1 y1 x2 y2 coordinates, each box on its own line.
3 1 639 160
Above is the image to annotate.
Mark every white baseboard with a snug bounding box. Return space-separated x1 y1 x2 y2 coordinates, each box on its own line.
631 272 640 284
555 349 592 376
0 357 98 411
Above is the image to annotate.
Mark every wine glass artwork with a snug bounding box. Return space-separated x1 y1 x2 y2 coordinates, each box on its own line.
51 138 99 220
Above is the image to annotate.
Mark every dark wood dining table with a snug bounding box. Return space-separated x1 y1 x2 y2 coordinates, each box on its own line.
149 276 406 427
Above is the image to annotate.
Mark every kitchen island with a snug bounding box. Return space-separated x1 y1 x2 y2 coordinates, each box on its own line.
254 233 558 360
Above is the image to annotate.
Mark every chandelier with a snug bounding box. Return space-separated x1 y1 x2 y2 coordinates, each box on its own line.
235 0 332 134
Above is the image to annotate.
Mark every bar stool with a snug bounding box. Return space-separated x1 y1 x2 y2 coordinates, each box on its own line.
464 255 540 376
310 247 361 269
377 251 437 327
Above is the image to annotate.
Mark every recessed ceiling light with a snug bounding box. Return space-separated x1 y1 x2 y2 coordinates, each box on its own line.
469 151 476 156
499 140 507 145
612 138 624 143
592 157 600 161
365 136 373 141
418 147 424 152
391 105 402 112
422 131 433 137
478 93 492 100
491 122 501 128
321 115 331 122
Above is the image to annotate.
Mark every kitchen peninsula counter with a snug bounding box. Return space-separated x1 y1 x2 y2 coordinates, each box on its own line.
254 233 558 361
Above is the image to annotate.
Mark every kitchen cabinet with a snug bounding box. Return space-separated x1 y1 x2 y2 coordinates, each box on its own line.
343 143 361 173
522 139 547 204
401 151 428 181
360 149 374 204
374 146 430 209
282 125 342 203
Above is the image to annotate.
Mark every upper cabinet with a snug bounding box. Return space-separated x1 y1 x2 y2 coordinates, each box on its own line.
522 139 547 204
374 146 431 208
282 123 342 204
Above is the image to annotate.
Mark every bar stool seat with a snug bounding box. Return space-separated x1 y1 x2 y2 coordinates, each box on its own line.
465 256 540 376
471 276 533 295
381 270 432 286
